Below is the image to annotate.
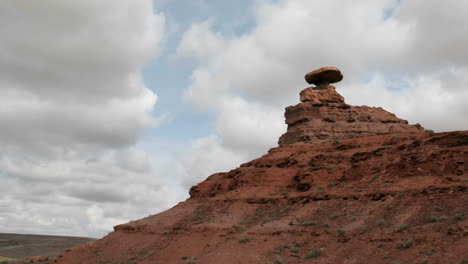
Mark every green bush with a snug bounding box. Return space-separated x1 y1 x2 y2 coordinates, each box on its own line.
396 224 408 232
239 237 251 243
360 225 368 234
397 239 413 249
376 218 385 226
303 248 321 259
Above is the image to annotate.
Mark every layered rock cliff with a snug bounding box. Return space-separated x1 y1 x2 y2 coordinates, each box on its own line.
52 69 467 264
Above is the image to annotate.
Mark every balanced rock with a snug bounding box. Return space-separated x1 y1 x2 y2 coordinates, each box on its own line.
279 69 424 145
305 66 343 86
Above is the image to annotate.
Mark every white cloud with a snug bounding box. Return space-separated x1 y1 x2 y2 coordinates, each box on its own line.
0 1 184 237
179 134 246 188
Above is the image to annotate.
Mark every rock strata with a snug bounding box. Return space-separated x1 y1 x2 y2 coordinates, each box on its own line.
279 70 424 146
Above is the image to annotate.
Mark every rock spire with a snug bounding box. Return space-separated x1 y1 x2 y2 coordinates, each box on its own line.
279 67 424 145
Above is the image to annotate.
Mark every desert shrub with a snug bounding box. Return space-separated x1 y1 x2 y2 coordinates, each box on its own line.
332 140 342 145
303 248 321 259
397 239 413 249
396 224 408 232
383 252 390 259
186 257 198 264
273 256 283 264
455 213 464 221
232 225 246 234
360 225 368 234
426 248 435 256
239 237 251 243
376 218 385 226
337 229 345 236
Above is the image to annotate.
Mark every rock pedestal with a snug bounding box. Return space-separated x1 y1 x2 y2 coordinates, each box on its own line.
279 68 424 146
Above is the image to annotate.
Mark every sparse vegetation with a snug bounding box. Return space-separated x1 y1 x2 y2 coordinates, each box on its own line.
426 248 435 256
396 224 408 232
181 256 189 260
333 140 342 145
273 256 283 264
301 220 317 226
233 225 246 234
434 206 444 212
460 259 468 264
139 249 147 255
337 229 345 236
430 215 447 222
239 237 251 243
327 183 335 188
376 218 385 226
185 257 198 264
383 252 390 259
303 248 321 259
291 246 299 253
455 213 464 221
397 239 413 249
420 259 429 264
360 225 367 234
426 129 435 135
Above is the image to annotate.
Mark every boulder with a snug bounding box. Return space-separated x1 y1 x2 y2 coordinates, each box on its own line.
305 66 343 85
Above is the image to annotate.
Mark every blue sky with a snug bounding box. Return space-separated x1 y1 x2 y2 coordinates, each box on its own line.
0 0 467 237
143 0 257 142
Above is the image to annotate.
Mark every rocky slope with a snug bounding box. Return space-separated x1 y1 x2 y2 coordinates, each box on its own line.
51 69 467 264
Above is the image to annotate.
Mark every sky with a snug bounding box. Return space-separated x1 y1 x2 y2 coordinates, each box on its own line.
0 0 467 238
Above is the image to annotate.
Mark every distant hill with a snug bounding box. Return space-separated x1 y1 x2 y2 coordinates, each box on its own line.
0 233 95 260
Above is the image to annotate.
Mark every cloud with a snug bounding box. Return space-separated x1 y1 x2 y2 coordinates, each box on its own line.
0 1 183 237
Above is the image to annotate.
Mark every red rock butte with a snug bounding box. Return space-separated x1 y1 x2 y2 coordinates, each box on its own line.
54 68 467 264
280 68 423 146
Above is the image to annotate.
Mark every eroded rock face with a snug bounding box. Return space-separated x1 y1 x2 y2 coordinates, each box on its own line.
279 85 424 146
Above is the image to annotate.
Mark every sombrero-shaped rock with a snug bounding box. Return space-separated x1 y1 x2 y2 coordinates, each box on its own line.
305 66 343 86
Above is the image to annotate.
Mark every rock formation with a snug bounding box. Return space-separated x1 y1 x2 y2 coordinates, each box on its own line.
304 66 343 86
55 68 467 264
280 67 423 145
